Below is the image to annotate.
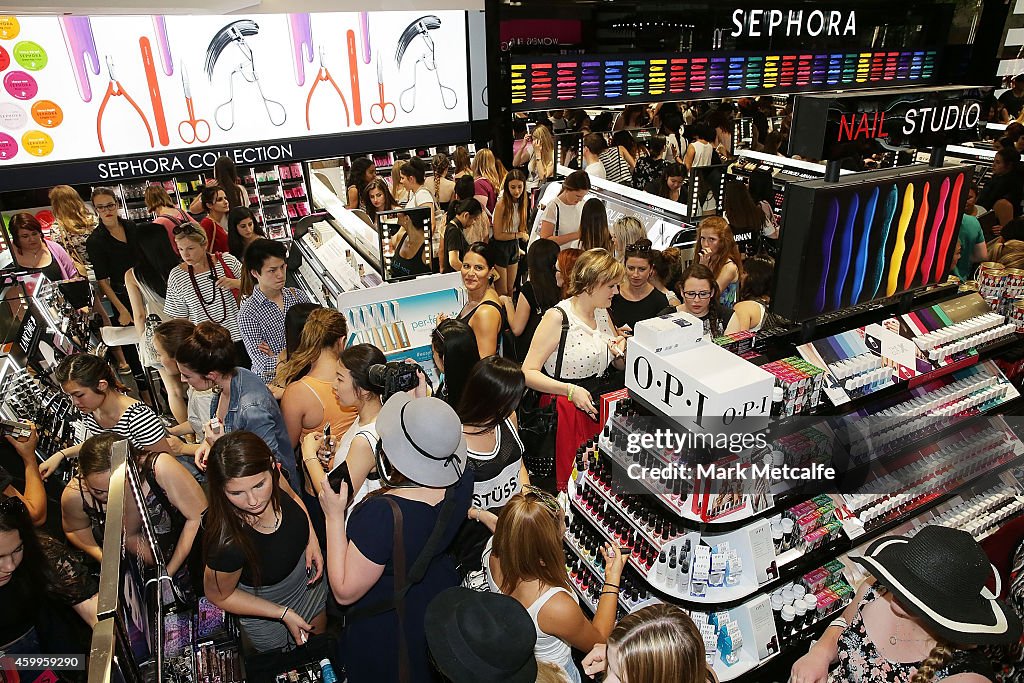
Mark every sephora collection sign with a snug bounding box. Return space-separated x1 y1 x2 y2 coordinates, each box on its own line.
790 85 991 161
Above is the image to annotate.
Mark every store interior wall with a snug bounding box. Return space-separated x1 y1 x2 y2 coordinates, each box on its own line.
6 0 484 15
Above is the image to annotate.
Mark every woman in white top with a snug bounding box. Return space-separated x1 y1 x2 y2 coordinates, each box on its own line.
480 489 625 683
424 153 456 206
125 222 186 422
522 249 627 421
683 124 715 172
535 171 592 250
300 344 385 512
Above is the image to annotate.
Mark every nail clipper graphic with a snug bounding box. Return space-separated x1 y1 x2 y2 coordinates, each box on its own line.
396 15 458 112
96 55 154 153
886 184 915 297
902 181 930 290
833 193 858 311
816 197 840 314
919 177 950 284
59 16 100 103
288 14 314 86
850 186 878 305
870 185 899 299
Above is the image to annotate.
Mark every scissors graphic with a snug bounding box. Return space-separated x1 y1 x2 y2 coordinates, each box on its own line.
370 54 396 124
178 64 210 144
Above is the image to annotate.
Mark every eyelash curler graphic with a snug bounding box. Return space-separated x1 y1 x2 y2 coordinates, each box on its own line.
886 184 916 297
919 177 950 285
396 15 458 113
833 193 859 311
815 197 840 314
96 55 154 153
870 185 899 299
305 45 350 130
205 20 287 131
902 181 930 290
851 186 879 305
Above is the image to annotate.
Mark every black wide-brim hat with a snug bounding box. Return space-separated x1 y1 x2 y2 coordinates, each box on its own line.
852 525 1022 646
425 587 538 683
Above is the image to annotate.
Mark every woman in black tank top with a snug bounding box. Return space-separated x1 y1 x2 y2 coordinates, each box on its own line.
454 243 513 358
450 357 529 576
387 209 431 279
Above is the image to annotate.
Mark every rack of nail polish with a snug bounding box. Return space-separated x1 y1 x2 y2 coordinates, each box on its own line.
910 478 1024 542
770 560 853 651
912 311 1017 365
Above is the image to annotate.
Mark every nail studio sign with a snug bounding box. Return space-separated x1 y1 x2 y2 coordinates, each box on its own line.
730 9 856 38
836 102 982 144
96 143 294 180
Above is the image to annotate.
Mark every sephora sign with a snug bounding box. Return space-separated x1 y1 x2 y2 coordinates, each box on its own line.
730 8 856 38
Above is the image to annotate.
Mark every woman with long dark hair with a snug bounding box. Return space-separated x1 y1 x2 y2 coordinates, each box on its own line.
451 356 530 575
4 212 79 281
431 319 480 409
645 163 687 203
454 243 513 358
609 239 668 331
346 158 377 211
0 496 98 662
226 207 265 261
579 198 612 252
214 156 246 209
504 239 561 358
203 432 326 654
175 322 297 484
491 170 529 296
660 263 730 337
126 221 185 420
726 257 783 334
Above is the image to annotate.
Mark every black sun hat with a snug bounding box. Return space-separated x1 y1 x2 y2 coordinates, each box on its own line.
425 587 538 683
852 525 1022 646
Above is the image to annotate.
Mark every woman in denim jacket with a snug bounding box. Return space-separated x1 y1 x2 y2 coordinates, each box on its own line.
174 321 298 485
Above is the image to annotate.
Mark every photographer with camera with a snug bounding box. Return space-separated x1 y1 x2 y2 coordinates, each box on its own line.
318 394 473 683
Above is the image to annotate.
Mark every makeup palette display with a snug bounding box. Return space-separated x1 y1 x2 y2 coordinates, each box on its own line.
511 49 938 111
775 164 972 321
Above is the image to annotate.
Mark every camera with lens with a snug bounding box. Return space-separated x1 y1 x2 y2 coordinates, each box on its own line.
368 361 422 400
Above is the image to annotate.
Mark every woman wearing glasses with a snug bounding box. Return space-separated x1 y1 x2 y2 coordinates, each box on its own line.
483 489 625 683
609 239 668 332
659 263 731 337
318 394 473 683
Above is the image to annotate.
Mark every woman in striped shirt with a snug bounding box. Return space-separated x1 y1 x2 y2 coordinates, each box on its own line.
164 223 249 369
38 354 182 479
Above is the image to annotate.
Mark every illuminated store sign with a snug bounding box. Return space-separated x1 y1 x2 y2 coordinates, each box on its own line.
790 86 990 160
0 11 471 167
511 49 937 112
730 9 856 38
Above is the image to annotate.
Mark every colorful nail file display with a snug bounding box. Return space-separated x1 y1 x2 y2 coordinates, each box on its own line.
774 165 972 321
0 11 470 164
510 49 937 111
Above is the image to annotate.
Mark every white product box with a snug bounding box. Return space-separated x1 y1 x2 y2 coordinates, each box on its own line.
632 310 708 354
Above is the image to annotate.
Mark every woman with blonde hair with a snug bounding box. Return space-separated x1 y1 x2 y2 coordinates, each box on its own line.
483 488 624 682
452 146 473 179
473 148 506 216
277 308 358 499
582 604 715 683
522 249 626 488
609 216 647 262
390 160 410 204
48 185 97 277
697 216 742 308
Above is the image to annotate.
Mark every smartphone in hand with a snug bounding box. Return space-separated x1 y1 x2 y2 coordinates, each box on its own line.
327 461 354 501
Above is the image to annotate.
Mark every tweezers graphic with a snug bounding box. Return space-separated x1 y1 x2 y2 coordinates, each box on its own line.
59 16 100 103
871 185 899 299
288 14 314 86
851 186 878 304
833 194 859 311
903 181 931 289
919 177 950 284
887 184 916 296
934 173 965 278
816 197 841 313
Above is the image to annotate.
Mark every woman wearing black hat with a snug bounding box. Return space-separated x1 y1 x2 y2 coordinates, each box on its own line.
791 525 1021 683
318 394 473 683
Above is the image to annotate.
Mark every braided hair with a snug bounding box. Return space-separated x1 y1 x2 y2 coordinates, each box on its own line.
909 641 955 683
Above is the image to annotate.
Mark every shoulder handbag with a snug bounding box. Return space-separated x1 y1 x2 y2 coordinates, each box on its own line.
214 253 241 304
516 307 569 478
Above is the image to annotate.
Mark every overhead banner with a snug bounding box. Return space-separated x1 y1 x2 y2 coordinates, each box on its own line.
789 85 993 160
510 48 938 111
0 11 470 167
